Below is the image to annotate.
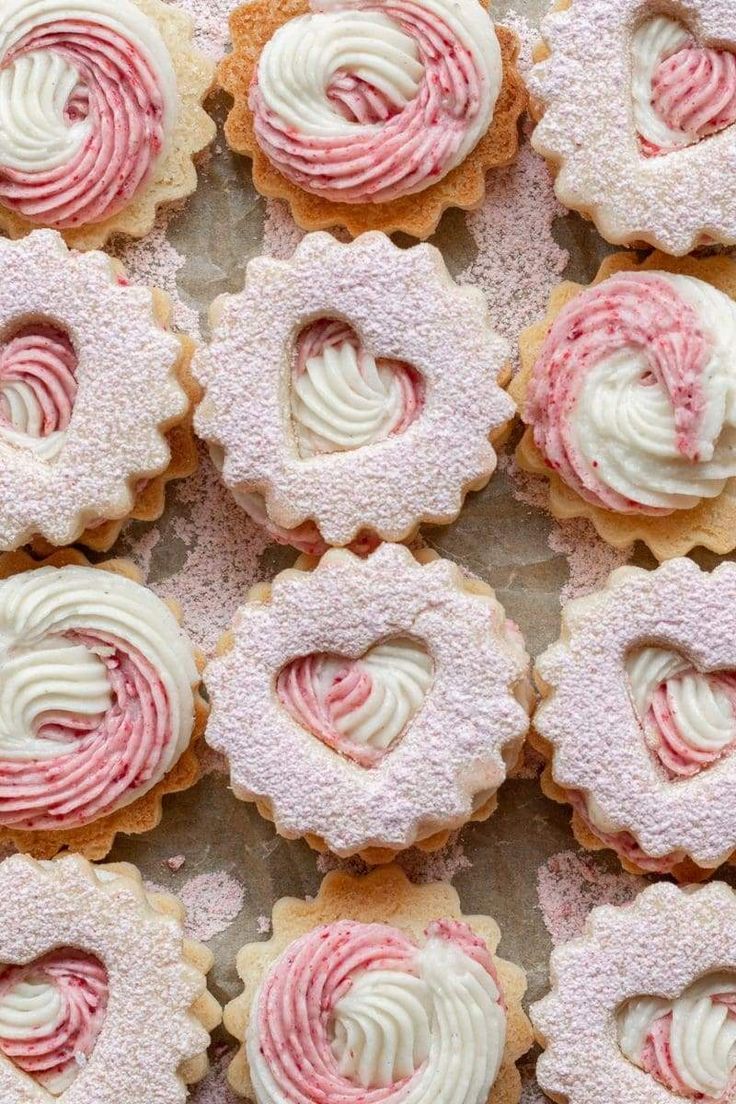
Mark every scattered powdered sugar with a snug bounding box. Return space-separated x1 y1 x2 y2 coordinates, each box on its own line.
191 1049 241 1104
256 915 272 935
112 215 201 338
165 0 235 59
147 869 246 942
548 520 633 603
263 199 306 258
537 850 647 946
460 14 568 366
521 1076 548 1104
120 446 269 655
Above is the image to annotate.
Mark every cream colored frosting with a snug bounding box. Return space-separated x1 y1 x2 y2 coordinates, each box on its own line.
0 0 177 176
618 972 736 1099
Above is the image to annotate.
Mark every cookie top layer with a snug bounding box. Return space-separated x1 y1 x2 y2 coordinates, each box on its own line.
194 231 513 549
204 544 530 856
0 230 187 550
536 558 736 868
531 0 736 254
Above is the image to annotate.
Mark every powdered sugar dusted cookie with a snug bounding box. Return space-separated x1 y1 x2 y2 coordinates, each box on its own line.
204 544 532 862
510 250 736 561
534 558 736 880
0 852 220 1101
0 0 216 250
194 232 514 554
219 0 526 239
225 866 532 1104
534 881 736 1104
0 549 206 860
530 0 736 255
0 230 197 553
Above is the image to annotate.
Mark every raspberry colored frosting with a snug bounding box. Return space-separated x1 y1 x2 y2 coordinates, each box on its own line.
0 324 77 460
250 0 503 204
0 0 178 229
0 950 107 1096
247 919 506 1104
0 564 198 831
526 271 736 515
632 16 736 156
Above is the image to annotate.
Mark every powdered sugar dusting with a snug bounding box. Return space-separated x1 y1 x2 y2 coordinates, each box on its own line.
317 834 472 885
263 199 306 258
165 0 235 59
548 519 633 602
112 215 201 338
147 869 246 941
537 850 647 946
120 446 269 654
191 1048 240 1104
460 14 567 365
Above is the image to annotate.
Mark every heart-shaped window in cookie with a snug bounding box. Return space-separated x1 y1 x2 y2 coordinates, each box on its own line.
0 319 77 457
0 949 108 1096
277 637 434 767
626 645 736 779
290 318 425 458
617 971 736 1099
632 15 736 156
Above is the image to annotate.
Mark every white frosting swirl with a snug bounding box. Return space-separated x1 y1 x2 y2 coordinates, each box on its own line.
627 646 736 778
0 564 198 827
277 637 433 766
291 320 423 457
618 972 736 1100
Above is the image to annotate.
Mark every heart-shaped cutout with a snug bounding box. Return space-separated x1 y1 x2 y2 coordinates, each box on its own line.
0 949 108 1096
632 15 736 156
626 645 736 778
290 318 425 458
618 972 736 1099
276 637 433 767
0 321 77 451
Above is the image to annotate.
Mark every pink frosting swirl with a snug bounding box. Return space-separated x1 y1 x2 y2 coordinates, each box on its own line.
647 44 736 155
250 0 500 204
0 950 108 1093
0 631 174 830
644 673 736 779
251 920 503 1104
0 12 172 229
0 324 77 438
526 273 711 514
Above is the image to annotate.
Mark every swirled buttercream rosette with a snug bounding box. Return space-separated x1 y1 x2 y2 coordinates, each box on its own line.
532 558 736 880
0 230 198 554
194 232 514 554
0 852 220 1101
218 0 526 239
510 250 736 561
204 543 532 862
530 0 736 255
534 881 736 1104
0 0 216 250
0 548 207 861
224 865 532 1104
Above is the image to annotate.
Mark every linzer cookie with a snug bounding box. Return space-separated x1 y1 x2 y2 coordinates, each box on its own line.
0 0 216 250
533 558 736 880
0 852 220 1101
204 543 532 863
0 549 206 860
510 250 736 561
534 881 736 1104
194 232 514 555
0 231 197 554
225 866 532 1104
219 0 527 239
530 0 736 254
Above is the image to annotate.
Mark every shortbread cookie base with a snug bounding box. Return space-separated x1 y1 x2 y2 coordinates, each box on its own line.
212 547 531 863
30 287 199 556
225 865 532 1103
104 860 222 1085
0 0 216 250
510 251 736 560
219 0 527 239
0 548 207 860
